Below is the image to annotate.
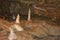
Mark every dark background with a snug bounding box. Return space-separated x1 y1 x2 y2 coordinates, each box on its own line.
0 0 60 24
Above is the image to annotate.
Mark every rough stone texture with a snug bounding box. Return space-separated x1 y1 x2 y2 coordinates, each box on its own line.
0 0 60 18
0 0 60 40
0 19 60 40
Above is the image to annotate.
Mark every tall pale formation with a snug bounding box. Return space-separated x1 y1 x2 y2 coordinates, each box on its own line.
28 8 31 21
16 14 20 24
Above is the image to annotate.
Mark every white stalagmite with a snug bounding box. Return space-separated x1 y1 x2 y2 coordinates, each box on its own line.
15 14 23 31
16 14 20 23
28 8 31 21
25 8 32 29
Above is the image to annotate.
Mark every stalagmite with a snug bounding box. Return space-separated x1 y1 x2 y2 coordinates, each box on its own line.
28 8 31 21
14 14 23 31
16 14 20 24
25 8 32 31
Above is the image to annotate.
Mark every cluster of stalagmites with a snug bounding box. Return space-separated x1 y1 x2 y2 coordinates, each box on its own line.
0 8 60 40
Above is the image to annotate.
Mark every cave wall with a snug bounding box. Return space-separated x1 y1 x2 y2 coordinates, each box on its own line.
0 0 60 22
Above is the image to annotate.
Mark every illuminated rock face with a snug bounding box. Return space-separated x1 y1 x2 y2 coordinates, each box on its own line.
13 24 24 31
8 27 17 40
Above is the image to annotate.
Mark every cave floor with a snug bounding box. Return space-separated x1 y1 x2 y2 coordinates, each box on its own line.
0 19 60 40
